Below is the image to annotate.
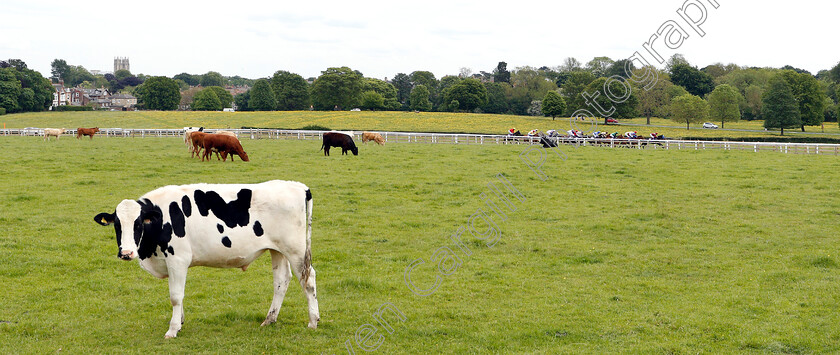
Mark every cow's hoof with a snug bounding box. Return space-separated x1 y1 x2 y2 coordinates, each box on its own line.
164 330 178 339
260 319 275 327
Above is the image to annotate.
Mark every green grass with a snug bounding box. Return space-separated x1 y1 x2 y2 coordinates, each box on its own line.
2 111 838 139
1 136 839 353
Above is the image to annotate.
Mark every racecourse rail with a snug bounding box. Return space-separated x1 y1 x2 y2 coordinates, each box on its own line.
4 127 840 155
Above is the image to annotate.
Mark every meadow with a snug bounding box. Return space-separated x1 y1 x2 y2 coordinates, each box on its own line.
2 110 839 140
0 133 839 354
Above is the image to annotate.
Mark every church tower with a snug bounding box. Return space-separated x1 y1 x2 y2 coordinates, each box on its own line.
114 57 130 73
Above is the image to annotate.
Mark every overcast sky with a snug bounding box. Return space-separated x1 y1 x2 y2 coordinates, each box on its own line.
3 0 838 80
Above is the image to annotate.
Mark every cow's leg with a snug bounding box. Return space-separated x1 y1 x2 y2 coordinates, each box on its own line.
165 265 188 338
261 250 292 326
287 254 320 329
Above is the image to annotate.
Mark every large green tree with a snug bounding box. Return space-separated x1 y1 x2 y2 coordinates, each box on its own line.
670 94 709 129
234 90 250 111
62 65 96 88
270 70 310 110
583 77 639 120
762 76 801 135
586 56 614 77
541 91 566 120
743 85 764 120
173 73 200 86
444 78 487 112
136 76 181 110
0 68 22 112
310 67 364 110
390 73 412 108
114 69 132 82
707 84 742 128
561 71 596 115
828 61 840 83
206 86 233 108
11 66 54 112
604 59 635 79
200 71 225 87
481 82 510 114
493 62 510 83
192 88 222 111
50 59 69 82
409 84 432 111
670 63 715 97
360 91 385 111
363 78 399 110
779 70 826 131
632 67 674 124
248 79 276 111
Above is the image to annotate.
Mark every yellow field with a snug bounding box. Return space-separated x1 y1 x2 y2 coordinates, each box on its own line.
2 111 838 139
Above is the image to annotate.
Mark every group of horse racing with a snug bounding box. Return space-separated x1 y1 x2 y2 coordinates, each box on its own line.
505 128 667 148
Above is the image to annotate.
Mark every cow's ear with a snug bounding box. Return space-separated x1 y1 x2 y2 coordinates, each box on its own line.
94 212 115 226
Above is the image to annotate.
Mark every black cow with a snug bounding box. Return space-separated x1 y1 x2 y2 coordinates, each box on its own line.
320 132 358 156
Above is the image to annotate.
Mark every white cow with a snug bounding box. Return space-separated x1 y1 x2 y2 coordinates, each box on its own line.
43 128 66 141
94 180 319 338
183 127 204 153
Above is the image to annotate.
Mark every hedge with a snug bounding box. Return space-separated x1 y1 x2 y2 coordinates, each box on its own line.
54 105 94 112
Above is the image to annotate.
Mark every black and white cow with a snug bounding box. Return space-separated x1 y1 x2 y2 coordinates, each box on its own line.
94 180 320 338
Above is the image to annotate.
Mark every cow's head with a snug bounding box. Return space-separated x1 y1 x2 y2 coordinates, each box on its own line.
239 150 250 162
95 199 162 261
350 145 358 156
93 127 100 133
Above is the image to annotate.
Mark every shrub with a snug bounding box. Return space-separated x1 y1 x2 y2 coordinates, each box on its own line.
299 125 331 131
54 105 93 112
0 107 5 115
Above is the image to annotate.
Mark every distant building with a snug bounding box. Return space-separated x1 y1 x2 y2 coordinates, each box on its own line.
225 85 250 97
114 57 130 73
52 81 69 107
110 93 137 110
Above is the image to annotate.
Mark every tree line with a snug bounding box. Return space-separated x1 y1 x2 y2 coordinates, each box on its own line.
4 56 840 134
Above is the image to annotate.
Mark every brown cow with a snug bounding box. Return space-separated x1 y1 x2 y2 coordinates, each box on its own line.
189 131 209 158
201 134 249 162
361 132 385 146
77 127 100 139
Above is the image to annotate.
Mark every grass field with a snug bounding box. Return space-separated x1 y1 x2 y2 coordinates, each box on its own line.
2 110 839 140
1 135 839 353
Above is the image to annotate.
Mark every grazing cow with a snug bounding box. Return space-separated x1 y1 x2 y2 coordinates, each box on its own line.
189 131 223 160
189 131 208 158
320 132 358 156
202 133 249 162
93 180 319 338
77 127 100 139
361 132 385 146
43 128 66 141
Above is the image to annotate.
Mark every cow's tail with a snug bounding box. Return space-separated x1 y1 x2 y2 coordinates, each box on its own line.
301 188 313 283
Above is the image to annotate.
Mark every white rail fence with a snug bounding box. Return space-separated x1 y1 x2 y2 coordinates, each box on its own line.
3 128 840 155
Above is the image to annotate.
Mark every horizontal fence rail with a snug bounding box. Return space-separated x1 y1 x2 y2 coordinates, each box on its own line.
3 128 840 155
